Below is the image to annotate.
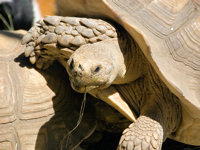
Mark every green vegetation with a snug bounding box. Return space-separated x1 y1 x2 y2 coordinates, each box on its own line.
0 5 14 30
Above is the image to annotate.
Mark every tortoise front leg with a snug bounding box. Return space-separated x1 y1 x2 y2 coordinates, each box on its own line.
118 92 182 150
118 115 163 150
22 16 117 70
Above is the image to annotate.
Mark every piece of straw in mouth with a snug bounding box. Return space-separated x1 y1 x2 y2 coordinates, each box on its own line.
60 91 87 150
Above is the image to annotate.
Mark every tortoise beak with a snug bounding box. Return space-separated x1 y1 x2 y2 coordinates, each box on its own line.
90 86 136 122
70 80 99 93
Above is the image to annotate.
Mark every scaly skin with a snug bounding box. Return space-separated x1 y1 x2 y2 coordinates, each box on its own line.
66 28 182 150
116 66 182 150
23 16 182 150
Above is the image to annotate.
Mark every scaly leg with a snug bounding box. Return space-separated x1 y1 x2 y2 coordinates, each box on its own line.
118 90 182 150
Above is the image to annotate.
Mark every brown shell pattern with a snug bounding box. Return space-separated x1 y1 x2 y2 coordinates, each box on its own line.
0 31 95 150
55 0 200 145
104 0 200 145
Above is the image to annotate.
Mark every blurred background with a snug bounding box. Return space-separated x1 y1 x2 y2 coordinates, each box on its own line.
0 0 56 30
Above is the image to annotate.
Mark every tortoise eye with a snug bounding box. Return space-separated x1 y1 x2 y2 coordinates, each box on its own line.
69 59 74 70
79 64 83 71
94 66 101 73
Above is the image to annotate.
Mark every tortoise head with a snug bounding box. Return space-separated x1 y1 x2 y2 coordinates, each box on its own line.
66 39 126 93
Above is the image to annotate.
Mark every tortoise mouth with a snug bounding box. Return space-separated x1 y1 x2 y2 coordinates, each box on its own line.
71 82 98 93
70 79 109 93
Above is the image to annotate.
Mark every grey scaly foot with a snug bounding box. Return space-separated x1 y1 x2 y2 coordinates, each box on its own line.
22 16 117 69
118 116 163 150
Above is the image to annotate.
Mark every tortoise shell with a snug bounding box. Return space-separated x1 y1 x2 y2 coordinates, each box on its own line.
0 30 96 149
57 0 200 145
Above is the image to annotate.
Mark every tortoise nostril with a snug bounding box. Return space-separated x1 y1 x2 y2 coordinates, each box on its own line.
73 71 77 77
69 59 74 70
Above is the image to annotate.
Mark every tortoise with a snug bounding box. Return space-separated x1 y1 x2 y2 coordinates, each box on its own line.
0 30 86 150
0 30 133 150
22 0 200 150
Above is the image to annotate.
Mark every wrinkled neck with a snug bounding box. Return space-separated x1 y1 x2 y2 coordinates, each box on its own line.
113 30 147 84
